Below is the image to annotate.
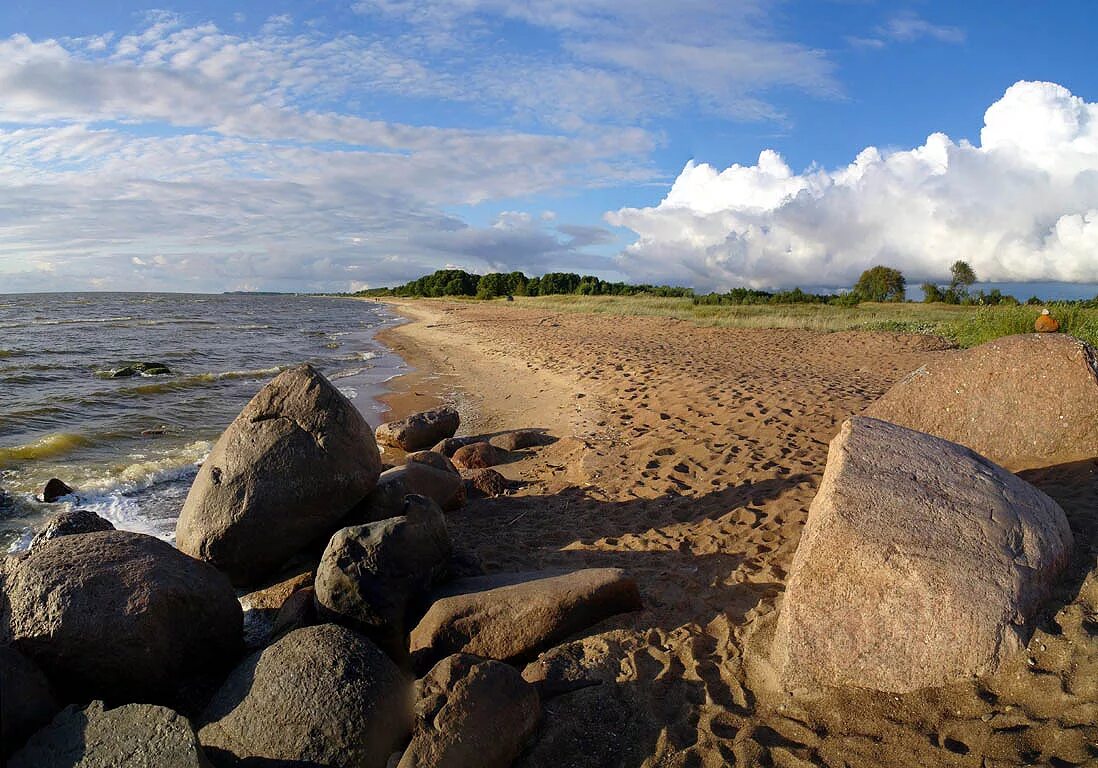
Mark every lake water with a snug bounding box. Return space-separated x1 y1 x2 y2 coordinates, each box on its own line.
0 293 403 551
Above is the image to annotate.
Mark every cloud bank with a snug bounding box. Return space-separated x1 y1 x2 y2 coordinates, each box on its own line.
610 81 1098 291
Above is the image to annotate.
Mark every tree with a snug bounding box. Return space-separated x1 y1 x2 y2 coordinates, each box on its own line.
949 261 977 296
854 266 906 302
921 282 944 303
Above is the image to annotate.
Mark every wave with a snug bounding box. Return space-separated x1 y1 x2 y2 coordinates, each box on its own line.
0 349 22 358
96 366 287 394
328 366 371 380
0 433 91 465
340 350 379 362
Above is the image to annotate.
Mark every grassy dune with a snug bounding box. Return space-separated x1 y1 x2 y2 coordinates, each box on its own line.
502 295 1098 347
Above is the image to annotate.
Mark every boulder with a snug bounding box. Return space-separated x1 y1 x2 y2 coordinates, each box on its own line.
315 495 452 659
8 701 208 768
199 624 410 768
175 364 382 585
0 646 58 756
489 430 545 451
239 569 314 651
111 361 172 378
398 654 541 768
29 509 114 551
1035 309 1060 333
376 406 460 452
410 568 643 671
3 530 242 703
406 451 465 510
450 441 501 470
864 334 1098 471
353 453 465 522
431 436 479 458
41 478 74 502
463 467 509 498
270 585 317 640
772 416 1074 693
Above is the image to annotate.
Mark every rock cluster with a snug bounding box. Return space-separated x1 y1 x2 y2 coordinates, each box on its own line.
376 405 460 451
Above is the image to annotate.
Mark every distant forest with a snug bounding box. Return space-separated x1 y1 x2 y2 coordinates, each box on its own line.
351 266 1097 307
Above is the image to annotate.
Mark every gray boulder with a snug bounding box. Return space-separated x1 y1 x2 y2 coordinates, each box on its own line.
865 333 1098 470
315 495 452 659
376 406 460 452
398 654 541 768
410 569 642 671
8 701 209 768
176 364 382 585
199 624 410 768
29 509 114 551
353 452 465 523
0 645 58 756
3 530 242 703
431 436 479 458
772 416 1074 693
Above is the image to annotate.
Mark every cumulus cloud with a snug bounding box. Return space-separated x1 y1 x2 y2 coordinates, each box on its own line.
609 81 1098 291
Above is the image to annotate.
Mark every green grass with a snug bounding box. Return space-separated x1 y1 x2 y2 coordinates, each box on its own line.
487 295 1098 347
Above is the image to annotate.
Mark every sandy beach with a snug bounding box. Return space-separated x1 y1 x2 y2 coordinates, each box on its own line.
375 299 1098 768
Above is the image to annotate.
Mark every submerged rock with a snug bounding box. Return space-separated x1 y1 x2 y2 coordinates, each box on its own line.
8 701 209 768
4 530 242 703
29 509 114 551
398 654 541 768
376 406 460 452
864 333 1098 470
41 478 74 503
199 624 410 768
410 568 643 671
175 364 382 585
110 361 172 378
315 494 452 659
771 416 1074 693
0 646 59 757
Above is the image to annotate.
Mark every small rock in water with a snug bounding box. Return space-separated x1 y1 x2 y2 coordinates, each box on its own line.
29 509 114 552
41 478 74 503
110 361 172 378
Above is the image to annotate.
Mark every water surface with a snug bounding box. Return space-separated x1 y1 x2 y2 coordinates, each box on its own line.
0 292 402 550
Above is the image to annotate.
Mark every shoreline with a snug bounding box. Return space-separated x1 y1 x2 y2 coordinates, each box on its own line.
357 298 1097 767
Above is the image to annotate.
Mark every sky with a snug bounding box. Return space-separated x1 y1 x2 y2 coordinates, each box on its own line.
0 1 1097 296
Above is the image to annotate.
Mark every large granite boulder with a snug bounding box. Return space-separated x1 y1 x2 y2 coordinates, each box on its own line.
410 568 642 671
398 654 541 768
176 364 382 585
29 509 114 552
864 334 1098 471
376 406 460 452
315 495 452 659
2 530 242 703
772 416 1074 693
8 701 209 768
199 624 410 768
0 646 58 756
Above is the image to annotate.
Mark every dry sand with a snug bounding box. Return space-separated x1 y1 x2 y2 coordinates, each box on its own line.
375 300 1098 768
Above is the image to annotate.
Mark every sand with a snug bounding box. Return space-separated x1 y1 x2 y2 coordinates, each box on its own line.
376 300 1098 768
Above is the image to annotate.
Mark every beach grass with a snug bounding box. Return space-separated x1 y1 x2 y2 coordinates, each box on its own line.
496 295 1098 347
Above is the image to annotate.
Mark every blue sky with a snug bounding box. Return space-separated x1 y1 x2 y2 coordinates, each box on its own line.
0 1 1096 296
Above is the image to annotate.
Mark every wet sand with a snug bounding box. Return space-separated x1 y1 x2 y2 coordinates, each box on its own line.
375 299 1098 768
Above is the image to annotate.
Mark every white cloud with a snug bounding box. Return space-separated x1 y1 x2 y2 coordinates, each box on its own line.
609 81 1098 291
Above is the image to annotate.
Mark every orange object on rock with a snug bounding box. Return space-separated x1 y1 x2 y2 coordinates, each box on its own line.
1035 309 1060 333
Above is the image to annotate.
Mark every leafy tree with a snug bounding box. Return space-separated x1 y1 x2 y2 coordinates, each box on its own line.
921 282 944 303
854 266 906 302
949 261 977 297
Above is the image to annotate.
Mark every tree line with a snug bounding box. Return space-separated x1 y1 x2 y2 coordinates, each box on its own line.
353 264 1095 307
